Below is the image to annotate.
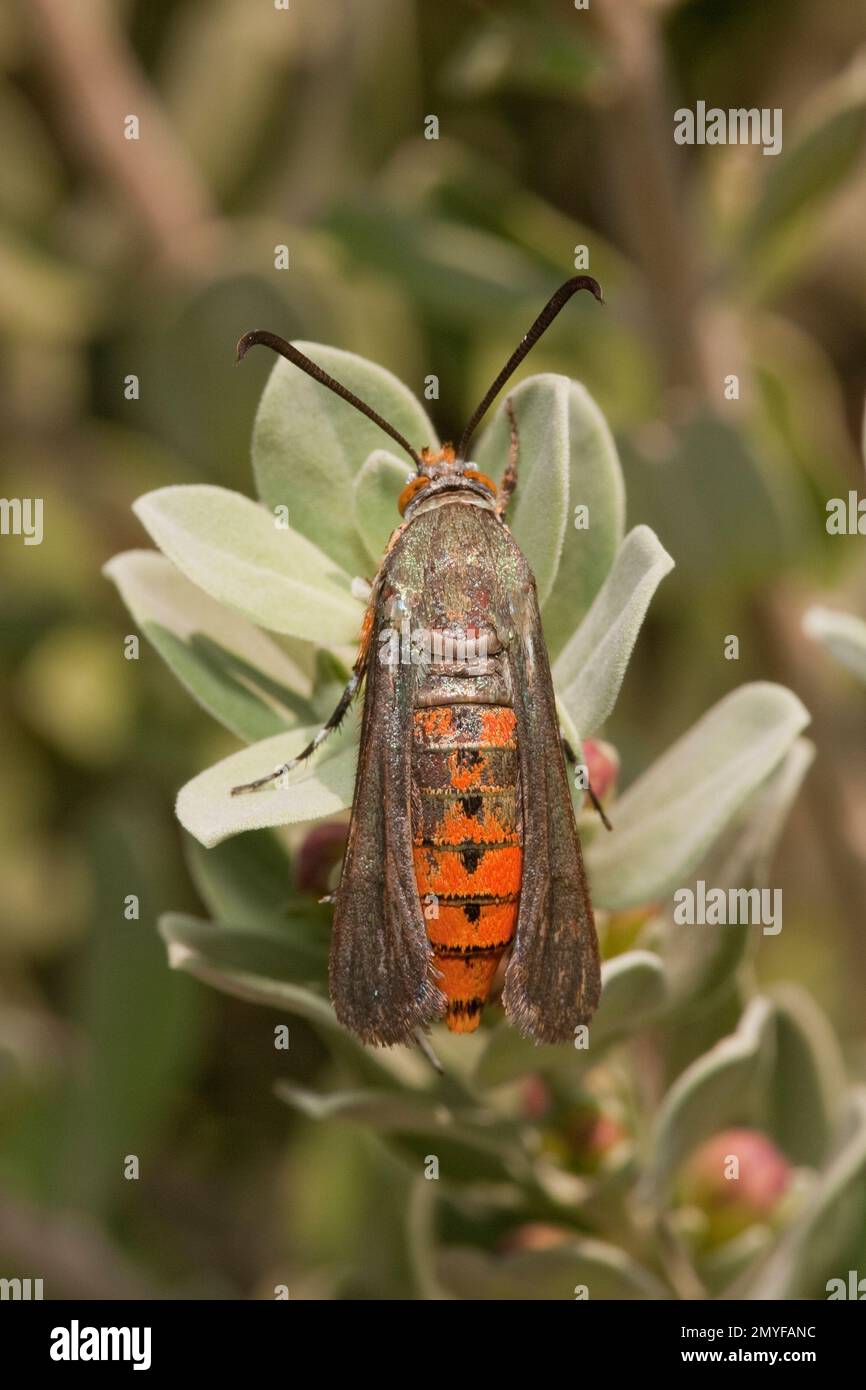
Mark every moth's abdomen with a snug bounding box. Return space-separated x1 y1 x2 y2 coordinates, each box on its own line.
411 704 522 1033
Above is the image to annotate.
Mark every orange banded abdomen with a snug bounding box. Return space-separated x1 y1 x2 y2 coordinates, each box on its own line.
411 704 522 1032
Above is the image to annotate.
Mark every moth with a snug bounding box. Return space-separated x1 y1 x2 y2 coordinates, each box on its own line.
233 277 607 1047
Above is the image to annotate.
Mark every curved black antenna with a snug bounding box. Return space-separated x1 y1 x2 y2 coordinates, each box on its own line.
236 330 423 471
455 275 604 461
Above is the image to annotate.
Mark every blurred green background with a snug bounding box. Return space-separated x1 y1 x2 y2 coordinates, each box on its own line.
1 0 865 1298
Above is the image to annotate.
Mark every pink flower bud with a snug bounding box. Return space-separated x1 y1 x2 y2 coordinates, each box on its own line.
561 1099 628 1173
679 1128 792 1246
582 738 619 807
500 1223 574 1253
538 1098 628 1174
295 821 348 896
520 1075 552 1121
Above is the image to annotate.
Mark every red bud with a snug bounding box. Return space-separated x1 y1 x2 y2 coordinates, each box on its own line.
295 821 348 896
679 1128 792 1246
582 738 619 806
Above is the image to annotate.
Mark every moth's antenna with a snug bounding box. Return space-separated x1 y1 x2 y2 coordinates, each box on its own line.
237 330 423 471
455 276 604 461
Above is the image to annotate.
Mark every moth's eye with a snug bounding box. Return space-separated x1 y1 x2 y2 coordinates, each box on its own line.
398 474 431 515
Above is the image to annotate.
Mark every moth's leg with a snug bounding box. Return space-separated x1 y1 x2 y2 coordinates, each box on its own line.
230 671 361 795
231 586 378 797
561 735 613 832
414 1029 443 1074
496 397 519 519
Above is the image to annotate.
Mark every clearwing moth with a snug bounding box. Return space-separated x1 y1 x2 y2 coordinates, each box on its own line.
232 277 606 1048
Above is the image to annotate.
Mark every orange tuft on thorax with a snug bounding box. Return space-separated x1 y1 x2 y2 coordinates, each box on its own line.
397 445 498 516
397 475 430 514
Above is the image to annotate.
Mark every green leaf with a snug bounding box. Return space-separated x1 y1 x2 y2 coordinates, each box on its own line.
541 380 627 654
658 738 815 1011
619 415 790 589
645 997 776 1197
104 550 316 741
803 605 866 684
353 448 411 565
445 12 606 100
159 910 328 990
554 526 673 737
276 1083 529 1183
473 951 666 1089
324 202 557 328
475 374 624 631
471 1021 558 1090
183 828 297 930
252 342 437 577
590 949 668 1045
405 1180 447 1301
741 67 866 278
474 374 569 608
586 684 810 911
159 914 422 1090
55 810 204 1212
133 485 363 645
276 1084 450 1129
766 984 846 1168
699 1227 776 1297
159 912 334 1023
435 1240 668 1300
176 723 358 847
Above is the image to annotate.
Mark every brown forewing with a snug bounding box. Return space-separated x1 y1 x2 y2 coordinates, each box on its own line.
329 610 446 1046
502 577 601 1043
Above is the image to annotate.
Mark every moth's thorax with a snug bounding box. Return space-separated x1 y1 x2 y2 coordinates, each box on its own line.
406 489 498 522
398 444 498 520
380 501 527 690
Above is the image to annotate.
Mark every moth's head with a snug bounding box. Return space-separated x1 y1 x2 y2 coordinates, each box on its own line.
397 444 497 518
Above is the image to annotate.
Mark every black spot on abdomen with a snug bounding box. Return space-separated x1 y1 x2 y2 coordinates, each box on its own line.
459 846 484 874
